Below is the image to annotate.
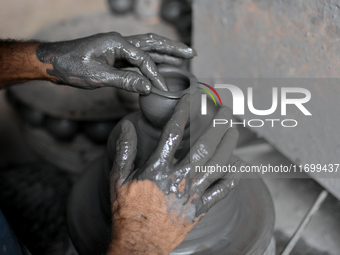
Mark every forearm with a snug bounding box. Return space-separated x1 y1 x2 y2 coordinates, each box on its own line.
0 40 56 88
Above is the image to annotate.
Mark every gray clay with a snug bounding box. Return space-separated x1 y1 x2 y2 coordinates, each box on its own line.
36 32 196 93
139 65 199 128
112 95 241 219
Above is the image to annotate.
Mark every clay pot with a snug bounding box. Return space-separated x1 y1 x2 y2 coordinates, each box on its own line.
18 105 45 127
161 0 183 23
45 117 79 141
108 66 200 167
83 121 116 144
139 65 199 129
107 0 135 14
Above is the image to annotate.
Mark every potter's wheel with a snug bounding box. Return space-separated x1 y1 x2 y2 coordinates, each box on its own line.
172 177 274 254
67 155 274 255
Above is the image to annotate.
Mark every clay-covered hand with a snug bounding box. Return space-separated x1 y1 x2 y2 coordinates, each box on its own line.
36 32 196 94
108 95 242 255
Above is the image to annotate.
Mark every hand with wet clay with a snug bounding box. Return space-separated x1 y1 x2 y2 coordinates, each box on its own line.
0 33 196 92
107 95 242 255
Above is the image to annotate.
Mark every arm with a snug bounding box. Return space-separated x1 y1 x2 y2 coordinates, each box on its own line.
0 40 53 88
107 95 242 255
0 33 196 92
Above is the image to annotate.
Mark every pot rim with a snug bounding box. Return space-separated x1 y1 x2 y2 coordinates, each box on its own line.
150 65 198 99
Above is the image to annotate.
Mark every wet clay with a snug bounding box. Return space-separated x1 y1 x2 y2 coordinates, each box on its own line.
139 65 198 128
107 92 241 253
36 32 196 93
112 95 241 214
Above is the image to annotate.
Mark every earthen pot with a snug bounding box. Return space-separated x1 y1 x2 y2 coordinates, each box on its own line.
139 65 200 129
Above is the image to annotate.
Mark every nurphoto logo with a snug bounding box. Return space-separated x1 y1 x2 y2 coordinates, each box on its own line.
197 83 312 128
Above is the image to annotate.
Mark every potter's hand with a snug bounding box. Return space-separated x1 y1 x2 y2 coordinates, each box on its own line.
107 95 241 255
36 32 196 93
